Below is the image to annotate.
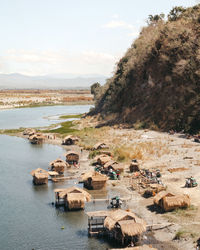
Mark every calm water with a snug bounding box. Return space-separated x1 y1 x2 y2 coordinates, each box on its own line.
0 105 113 250
0 105 91 129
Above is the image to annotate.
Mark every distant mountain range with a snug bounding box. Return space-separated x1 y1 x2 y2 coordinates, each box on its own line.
0 73 108 89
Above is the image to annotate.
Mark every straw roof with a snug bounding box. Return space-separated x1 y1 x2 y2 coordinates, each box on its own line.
67 192 85 202
104 160 118 169
93 142 108 150
64 135 79 141
65 151 79 156
96 154 112 165
163 194 190 211
104 209 146 233
30 168 48 177
81 171 108 182
54 186 91 201
48 171 59 176
86 210 110 218
104 216 116 230
118 220 146 236
153 191 174 205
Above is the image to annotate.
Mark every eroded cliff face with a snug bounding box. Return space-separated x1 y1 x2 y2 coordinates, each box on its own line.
92 5 200 133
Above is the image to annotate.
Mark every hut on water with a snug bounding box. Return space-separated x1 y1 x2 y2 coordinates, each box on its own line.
54 186 91 210
31 168 49 185
81 171 108 190
104 210 146 245
49 159 68 174
87 209 146 246
62 135 79 145
29 133 45 144
93 142 109 150
65 151 79 164
153 191 190 211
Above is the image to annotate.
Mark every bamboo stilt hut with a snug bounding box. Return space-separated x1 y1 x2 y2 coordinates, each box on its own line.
96 154 112 166
30 168 48 185
103 209 146 245
104 160 125 174
54 186 91 210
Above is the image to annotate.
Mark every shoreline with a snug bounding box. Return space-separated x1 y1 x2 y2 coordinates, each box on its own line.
13 122 200 250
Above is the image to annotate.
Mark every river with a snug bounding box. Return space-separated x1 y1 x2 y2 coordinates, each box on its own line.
0 105 113 250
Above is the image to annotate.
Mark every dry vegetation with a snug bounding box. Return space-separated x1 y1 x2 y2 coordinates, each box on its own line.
91 4 200 134
0 89 93 109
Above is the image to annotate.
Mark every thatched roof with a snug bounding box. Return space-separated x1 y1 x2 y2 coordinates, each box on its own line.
67 192 85 202
86 210 110 218
63 135 79 142
104 216 116 230
96 154 112 165
54 186 91 201
104 209 146 233
81 171 108 182
48 171 59 176
118 220 146 236
93 142 108 150
153 191 174 205
104 160 118 169
163 194 190 211
29 133 45 140
65 151 79 156
30 168 48 177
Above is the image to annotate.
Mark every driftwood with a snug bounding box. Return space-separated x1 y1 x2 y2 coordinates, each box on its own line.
147 223 174 231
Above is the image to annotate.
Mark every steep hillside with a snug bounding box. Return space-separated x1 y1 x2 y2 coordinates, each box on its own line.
92 5 200 133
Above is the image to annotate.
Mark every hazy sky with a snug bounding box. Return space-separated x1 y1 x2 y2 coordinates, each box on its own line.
0 0 197 76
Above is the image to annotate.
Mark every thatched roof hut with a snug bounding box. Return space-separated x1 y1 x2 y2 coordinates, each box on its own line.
23 128 36 136
29 133 45 144
93 142 109 150
81 171 108 190
153 191 174 206
104 209 146 245
104 160 125 173
65 151 79 164
31 168 48 185
54 186 91 210
62 135 79 145
153 191 190 211
49 158 68 174
96 154 112 166
162 194 190 212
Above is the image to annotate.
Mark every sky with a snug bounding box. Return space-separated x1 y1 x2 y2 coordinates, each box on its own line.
0 0 198 77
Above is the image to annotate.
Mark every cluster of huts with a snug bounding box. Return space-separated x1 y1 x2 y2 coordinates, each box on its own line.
28 135 192 248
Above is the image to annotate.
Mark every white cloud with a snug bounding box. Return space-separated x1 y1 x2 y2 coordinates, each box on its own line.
103 20 134 29
103 19 140 38
0 49 121 76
